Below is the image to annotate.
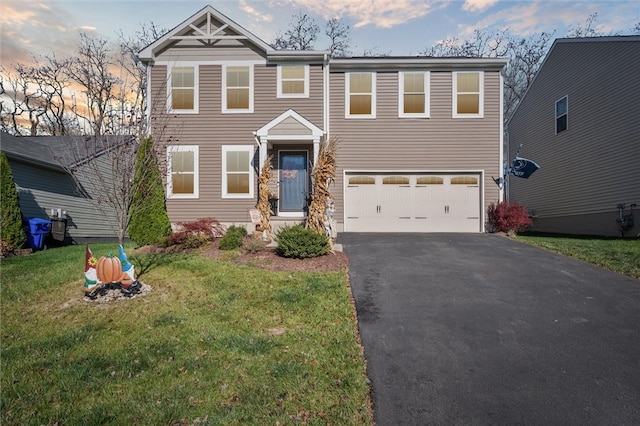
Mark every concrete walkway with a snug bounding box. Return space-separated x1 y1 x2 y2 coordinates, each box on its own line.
340 233 640 425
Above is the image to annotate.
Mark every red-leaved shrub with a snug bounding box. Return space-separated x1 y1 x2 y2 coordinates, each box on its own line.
487 201 532 235
160 217 226 248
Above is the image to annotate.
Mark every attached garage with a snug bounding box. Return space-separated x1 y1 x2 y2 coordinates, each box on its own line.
344 172 482 232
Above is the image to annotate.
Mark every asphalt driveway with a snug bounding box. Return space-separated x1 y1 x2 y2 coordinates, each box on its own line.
340 233 640 425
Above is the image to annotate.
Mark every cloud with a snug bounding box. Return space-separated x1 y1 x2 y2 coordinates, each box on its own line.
285 0 450 28
462 0 499 13
240 0 273 22
0 2 82 67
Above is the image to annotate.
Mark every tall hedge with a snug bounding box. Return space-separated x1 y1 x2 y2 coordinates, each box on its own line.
128 136 171 246
0 152 26 249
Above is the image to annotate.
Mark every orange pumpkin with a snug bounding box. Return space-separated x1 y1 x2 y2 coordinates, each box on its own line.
97 254 125 283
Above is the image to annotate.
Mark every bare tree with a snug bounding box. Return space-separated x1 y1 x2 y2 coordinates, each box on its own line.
117 22 167 137
66 32 121 136
272 13 320 50
567 13 603 38
326 18 351 57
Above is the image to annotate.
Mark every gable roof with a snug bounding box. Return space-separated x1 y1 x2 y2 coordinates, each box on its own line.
255 109 324 139
138 5 274 62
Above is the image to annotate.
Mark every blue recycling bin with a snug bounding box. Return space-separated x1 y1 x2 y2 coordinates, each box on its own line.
23 217 52 251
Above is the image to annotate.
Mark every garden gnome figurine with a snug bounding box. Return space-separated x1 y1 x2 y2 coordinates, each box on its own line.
84 244 98 291
118 244 135 283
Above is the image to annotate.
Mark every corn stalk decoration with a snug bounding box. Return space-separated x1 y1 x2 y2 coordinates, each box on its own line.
257 154 273 240
306 136 339 245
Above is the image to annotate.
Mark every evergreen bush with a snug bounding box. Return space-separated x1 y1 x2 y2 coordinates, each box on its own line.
275 225 330 258
0 152 26 251
218 225 247 251
128 136 171 246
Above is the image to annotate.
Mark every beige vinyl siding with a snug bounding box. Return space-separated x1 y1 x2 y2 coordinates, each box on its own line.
10 160 118 240
150 63 324 223
330 70 503 227
508 38 640 236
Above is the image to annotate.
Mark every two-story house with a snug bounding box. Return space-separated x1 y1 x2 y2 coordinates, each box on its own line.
507 36 640 237
138 5 506 233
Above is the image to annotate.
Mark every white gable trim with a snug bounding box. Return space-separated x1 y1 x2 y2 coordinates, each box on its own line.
255 109 324 139
138 5 273 61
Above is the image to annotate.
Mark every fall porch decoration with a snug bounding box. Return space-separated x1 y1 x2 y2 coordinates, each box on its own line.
306 137 339 245
257 154 274 241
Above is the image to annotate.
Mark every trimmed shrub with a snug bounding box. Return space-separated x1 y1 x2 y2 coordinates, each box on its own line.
218 225 247 251
275 225 330 259
487 201 532 235
129 136 171 246
0 152 26 251
159 218 224 249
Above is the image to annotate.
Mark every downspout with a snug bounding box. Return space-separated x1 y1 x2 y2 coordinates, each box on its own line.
499 71 505 203
323 53 330 139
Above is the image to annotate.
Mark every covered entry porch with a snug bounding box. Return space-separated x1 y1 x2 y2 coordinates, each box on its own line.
254 109 325 218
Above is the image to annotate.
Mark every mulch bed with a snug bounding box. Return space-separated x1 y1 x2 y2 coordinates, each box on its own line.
133 241 349 272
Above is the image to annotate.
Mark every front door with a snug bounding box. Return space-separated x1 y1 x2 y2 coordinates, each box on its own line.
279 151 308 214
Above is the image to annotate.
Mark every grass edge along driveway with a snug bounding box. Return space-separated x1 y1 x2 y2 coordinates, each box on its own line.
1 244 374 425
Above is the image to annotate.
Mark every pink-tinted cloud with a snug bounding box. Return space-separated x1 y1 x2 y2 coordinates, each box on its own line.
463 0 499 13
283 0 450 28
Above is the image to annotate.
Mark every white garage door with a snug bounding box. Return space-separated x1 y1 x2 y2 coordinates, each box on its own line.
345 173 481 232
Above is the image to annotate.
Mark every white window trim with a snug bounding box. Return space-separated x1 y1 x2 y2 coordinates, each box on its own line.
166 145 199 199
345 72 376 119
222 64 254 114
555 95 569 134
167 64 199 114
222 145 255 199
277 64 309 98
398 71 430 118
452 71 484 118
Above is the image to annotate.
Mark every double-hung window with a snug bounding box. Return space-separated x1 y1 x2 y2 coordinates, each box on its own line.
346 72 376 118
277 65 309 98
167 145 199 199
222 145 254 198
399 72 430 118
223 65 253 113
556 96 568 134
453 71 483 118
168 65 198 113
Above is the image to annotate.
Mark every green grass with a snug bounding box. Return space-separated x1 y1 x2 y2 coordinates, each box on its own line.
1 244 373 425
515 235 640 279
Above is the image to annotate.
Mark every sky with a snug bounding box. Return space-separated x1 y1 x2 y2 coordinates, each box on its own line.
1 0 639 68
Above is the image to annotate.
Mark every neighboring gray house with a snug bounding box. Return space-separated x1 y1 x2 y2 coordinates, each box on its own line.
139 5 506 233
1 132 122 242
507 36 640 237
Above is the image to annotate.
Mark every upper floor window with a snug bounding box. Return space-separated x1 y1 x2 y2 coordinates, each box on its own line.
223 65 253 113
167 145 199 199
453 71 483 118
168 66 198 113
346 72 376 118
277 65 309 98
399 72 430 118
222 145 255 198
556 96 568 134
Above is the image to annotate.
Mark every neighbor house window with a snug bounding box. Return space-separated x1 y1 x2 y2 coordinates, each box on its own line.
222 145 254 198
556 96 568 134
168 65 198 113
346 72 376 118
399 72 429 117
453 71 483 118
167 145 199 198
277 65 309 98
223 65 253 113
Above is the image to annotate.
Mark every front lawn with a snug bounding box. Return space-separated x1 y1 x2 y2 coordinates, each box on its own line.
515 235 640 279
1 244 373 425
